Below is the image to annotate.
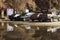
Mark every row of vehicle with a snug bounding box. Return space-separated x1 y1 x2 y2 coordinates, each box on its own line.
9 12 51 22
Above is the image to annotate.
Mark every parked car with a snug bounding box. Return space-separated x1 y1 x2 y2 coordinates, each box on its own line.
9 12 35 21
30 12 50 22
22 12 35 21
9 13 21 21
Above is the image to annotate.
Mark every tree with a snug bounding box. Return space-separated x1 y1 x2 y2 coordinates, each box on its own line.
4 0 36 12
1 0 60 12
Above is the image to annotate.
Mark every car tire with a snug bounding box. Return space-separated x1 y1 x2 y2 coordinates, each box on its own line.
31 19 34 22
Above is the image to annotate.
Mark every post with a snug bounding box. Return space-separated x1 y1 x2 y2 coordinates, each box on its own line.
1 10 5 27
1 10 5 18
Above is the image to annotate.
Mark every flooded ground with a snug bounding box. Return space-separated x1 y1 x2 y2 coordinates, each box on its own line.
0 22 60 40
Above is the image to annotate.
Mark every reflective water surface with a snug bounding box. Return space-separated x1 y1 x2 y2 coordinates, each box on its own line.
0 22 60 40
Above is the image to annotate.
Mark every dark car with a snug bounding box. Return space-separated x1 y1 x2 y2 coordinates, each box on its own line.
9 13 26 21
9 13 21 21
30 12 50 22
30 12 42 22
